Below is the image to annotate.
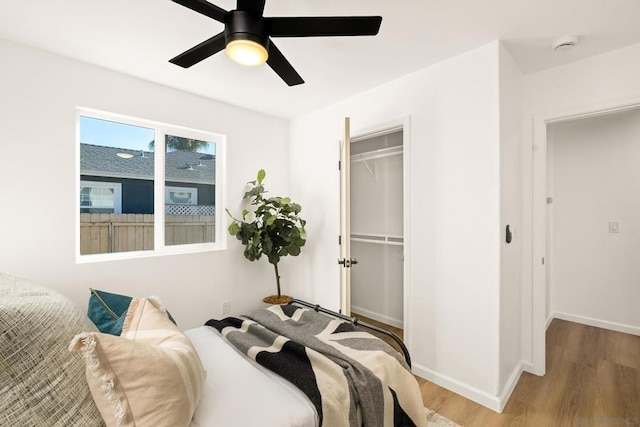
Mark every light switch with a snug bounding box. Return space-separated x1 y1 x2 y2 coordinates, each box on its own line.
609 221 620 233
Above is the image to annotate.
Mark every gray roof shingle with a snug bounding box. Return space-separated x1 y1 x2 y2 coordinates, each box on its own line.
80 143 215 185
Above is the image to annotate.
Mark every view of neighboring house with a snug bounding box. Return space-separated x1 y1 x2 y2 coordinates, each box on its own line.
80 143 215 216
79 143 216 254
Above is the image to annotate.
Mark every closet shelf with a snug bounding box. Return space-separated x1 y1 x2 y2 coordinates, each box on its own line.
350 145 402 163
350 233 404 246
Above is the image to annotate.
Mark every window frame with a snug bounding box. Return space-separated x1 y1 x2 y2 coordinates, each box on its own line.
80 180 123 214
76 108 226 263
165 186 198 205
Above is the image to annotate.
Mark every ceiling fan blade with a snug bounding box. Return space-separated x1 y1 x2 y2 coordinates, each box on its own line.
266 16 382 37
172 0 228 23
266 41 304 86
169 32 226 68
237 0 265 15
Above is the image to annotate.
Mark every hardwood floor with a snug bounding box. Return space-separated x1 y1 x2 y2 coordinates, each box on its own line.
357 315 640 426
352 312 405 353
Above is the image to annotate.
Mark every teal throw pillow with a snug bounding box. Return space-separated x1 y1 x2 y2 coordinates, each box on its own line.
88 288 177 335
88 288 133 335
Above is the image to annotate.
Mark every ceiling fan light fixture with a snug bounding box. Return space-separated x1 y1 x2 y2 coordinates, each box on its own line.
226 39 268 66
169 0 382 85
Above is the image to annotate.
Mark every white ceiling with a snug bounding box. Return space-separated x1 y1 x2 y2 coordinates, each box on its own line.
2 0 640 119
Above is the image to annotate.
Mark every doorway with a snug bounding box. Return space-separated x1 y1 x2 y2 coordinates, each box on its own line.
339 117 410 336
349 129 404 328
532 102 640 375
547 108 640 326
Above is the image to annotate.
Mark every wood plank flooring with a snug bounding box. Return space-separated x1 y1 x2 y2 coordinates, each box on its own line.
352 312 405 354
356 315 640 426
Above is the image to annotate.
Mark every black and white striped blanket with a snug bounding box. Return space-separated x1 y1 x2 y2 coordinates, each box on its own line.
206 304 426 427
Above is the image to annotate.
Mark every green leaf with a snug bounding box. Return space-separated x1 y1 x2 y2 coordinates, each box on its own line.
289 203 301 213
228 222 240 236
267 197 282 208
263 235 273 255
241 209 249 220
267 252 280 265
243 185 264 200
244 246 259 261
266 215 276 227
257 169 266 185
288 245 301 256
239 222 257 244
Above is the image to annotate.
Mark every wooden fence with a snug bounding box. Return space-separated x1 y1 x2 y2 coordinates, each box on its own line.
80 213 215 255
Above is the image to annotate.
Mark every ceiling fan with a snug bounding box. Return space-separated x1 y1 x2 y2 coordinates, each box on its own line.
169 0 382 86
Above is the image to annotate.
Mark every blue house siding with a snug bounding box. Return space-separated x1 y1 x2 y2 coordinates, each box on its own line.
80 144 216 215
81 175 214 214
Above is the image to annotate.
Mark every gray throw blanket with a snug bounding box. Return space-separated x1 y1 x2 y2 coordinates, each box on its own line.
206 304 427 427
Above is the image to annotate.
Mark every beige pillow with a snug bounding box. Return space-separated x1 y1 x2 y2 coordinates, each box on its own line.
70 297 205 427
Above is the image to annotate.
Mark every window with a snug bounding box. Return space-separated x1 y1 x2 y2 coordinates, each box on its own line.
166 186 197 205
77 109 225 260
80 181 122 214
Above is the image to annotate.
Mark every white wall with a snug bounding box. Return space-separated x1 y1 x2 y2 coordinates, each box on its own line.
498 44 524 396
548 109 640 332
522 41 640 365
0 38 290 329
289 41 506 408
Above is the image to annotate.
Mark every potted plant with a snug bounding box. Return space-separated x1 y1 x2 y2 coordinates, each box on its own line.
226 170 306 304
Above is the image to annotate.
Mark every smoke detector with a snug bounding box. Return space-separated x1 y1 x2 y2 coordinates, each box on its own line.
552 35 578 52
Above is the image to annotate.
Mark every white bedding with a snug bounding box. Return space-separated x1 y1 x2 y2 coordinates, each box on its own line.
185 325 319 427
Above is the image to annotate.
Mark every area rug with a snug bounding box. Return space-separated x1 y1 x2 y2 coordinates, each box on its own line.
425 407 462 426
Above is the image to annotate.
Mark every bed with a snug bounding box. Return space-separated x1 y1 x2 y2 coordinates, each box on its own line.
187 322 319 427
189 299 425 427
0 274 427 427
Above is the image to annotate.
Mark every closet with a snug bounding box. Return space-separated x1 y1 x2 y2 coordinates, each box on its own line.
349 129 403 328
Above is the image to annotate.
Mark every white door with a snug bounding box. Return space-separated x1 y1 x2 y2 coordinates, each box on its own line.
339 117 352 315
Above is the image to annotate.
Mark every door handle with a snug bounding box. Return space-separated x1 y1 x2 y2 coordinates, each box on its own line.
338 258 359 268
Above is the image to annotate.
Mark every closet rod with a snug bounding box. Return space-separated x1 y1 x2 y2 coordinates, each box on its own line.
351 233 404 246
351 238 404 246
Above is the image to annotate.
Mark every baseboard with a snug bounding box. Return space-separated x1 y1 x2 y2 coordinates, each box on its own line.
521 361 535 374
552 311 640 336
498 362 524 412
413 361 525 413
546 313 554 330
441 313 640 414
351 305 403 329
412 363 502 413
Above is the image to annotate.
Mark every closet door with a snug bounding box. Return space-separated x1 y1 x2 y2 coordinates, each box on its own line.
349 130 403 327
339 118 352 315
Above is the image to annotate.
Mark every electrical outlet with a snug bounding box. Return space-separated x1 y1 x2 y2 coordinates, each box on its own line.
609 221 620 233
222 300 231 315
